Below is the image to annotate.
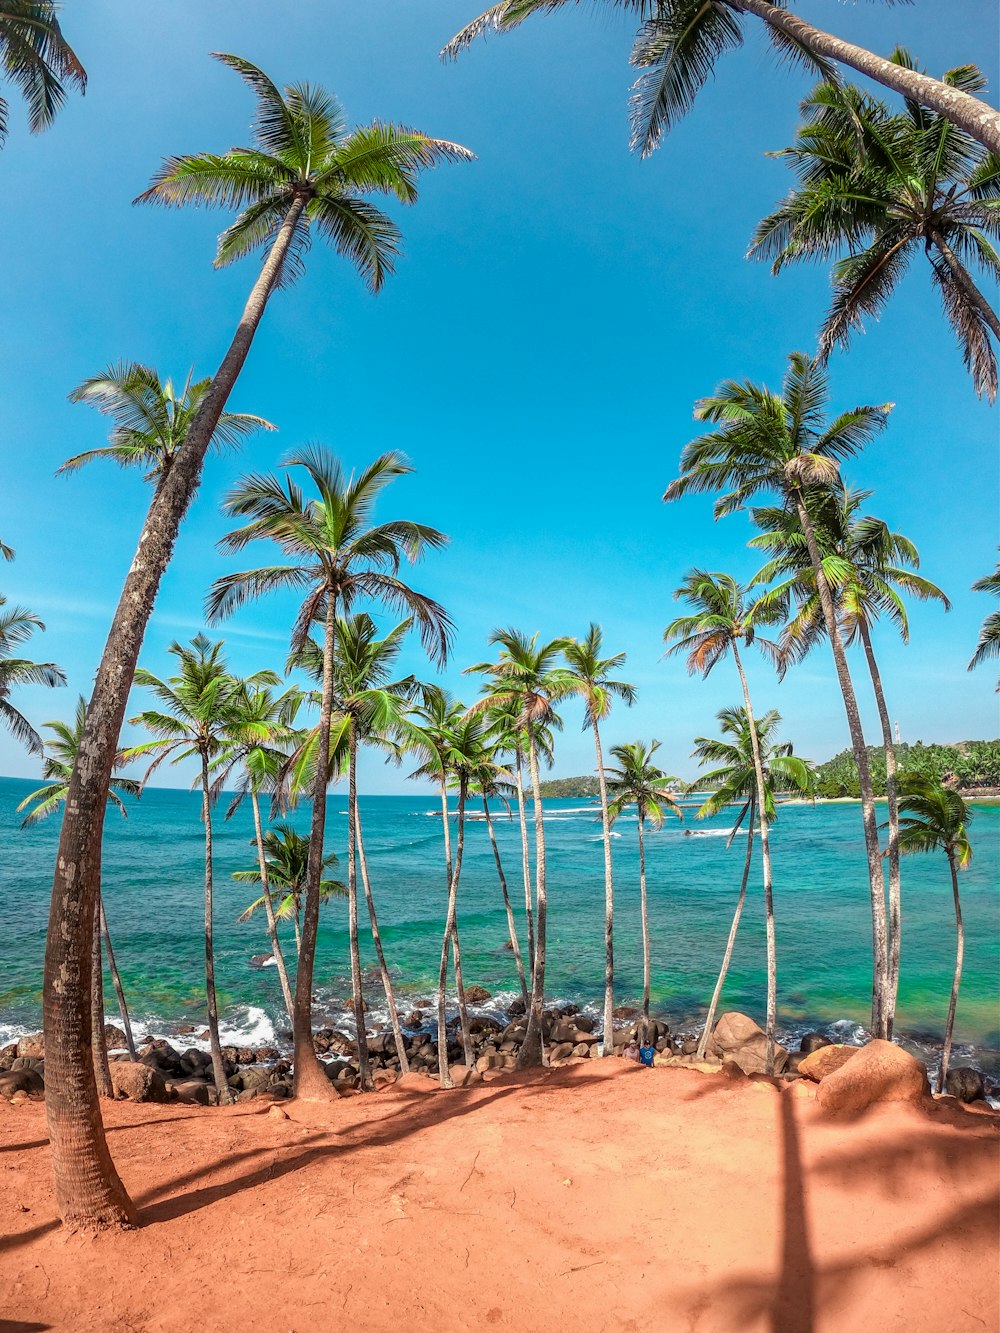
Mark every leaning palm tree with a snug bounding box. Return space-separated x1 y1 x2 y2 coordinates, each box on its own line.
234 823 344 954
688 708 813 1059
467 630 573 1068
0 2 85 145
443 2 1000 157
0 596 65 754
469 754 529 1008
893 777 973 1093
665 351 894 1038
17 698 141 1072
563 625 636 1056
208 446 450 1101
605 740 682 1045
665 571 785 1073
968 557 1000 681
43 56 468 1229
751 71 1000 400
750 485 950 1034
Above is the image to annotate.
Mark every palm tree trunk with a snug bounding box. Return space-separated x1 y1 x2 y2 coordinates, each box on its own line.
201 752 231 1106
793 491 890 1038
931 229 1000 341
436 780 468 1086
294 581 339 1102
90 912 113 1098
695 801 755 1060
99 898 136 1061
514 743 535 974
439 777 472 1064
736 0 1000 155
857 620 902 1038
638 813 651 1046
250 788 294 1026
347 723 371 1090
355 799 409 1073
483 796 529 1007
593 721 617 1056
731 643 778 1075
293 907 302 958
938 851 965 1094
517 730 548 1068
42 193 308 1227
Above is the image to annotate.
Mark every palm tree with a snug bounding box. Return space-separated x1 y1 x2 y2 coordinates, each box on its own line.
688 708 813 1059
893 777 974 1093
0 537 13 560
605 740 682 1044
467 630 573 1068
125 637 275 1105
751 71 1000 400
750 485 950 1034
664 351 894 1038
0 596 65 754
214 679 302 1025
443 2 1000 157
968 557 1000 681
0 2 85 145
665 571 785 1072
43 57 468 1228
469 754 529 1008
234 824 344 955
17 698 141 1072
208 446 450 1101
563 625 636 1056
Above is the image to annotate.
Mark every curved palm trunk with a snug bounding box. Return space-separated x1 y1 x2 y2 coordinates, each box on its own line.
201 753 231 1106
294 584 339 1101
250 788 294 1025
90 912 113 1098
513 743 535 974
794 492 889 1038
517 731 548 1068
43 194 308 1227
938 851 965 1094
737 0 1000 155
731 644 778 1075
638 813 651 1045
857 620 902 1037
436 780 469 1086
483 796 529 1007
355 799 409 1073
99 898 136 1060
931 229 1000 342
346 724 371 1090
695 801 756 1060
593 721 617 1056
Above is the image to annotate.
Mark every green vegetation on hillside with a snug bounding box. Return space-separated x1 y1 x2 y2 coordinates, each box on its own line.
538 775 601 799
814 741 1000 798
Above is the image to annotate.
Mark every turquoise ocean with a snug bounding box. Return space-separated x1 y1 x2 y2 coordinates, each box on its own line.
2 777 997 1077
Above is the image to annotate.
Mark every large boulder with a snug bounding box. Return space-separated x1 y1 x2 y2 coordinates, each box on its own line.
110 1060 171 1103
0 1043 17 1071
712 1013 788 1075
712 1012 765 1054
799 1044 861 1082
945 1067 987 1104
817 1040 929 1115
0 1067 44 1098
722 1038 789 1077
103 1024 130 1052
169 1078 212 1106
16 1033 44 1060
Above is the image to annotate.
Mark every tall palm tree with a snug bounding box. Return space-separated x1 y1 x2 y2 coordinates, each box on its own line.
751 71 1000 401
17 698 141 1073
0 2 85 145
443 2 1000 157
213 679 302 1025
750 485 950 1034
234 823 344 955
968 557 1000 682
0 596 65 754
688 708 813 1059
125 637 275 1105
208 446 450 1101
605 740 682 1044
893 777 973 1093
665 571 785 1072
664 351 895 1038
563 624 636 1056
43 57 468 1229
467 630 573 1067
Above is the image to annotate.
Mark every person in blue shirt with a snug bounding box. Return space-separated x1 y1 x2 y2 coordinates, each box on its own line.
638 1039 655 1067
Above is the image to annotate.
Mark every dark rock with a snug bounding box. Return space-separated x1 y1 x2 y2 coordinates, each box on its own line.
680 1039 699 1056
508 998 526 1018
405 1011 424 1027
170 1078 211 1106
104 1024 130 1051
0 1068 44 1098
572 1014 595 1034
800 1032 833 1055
945 1067 986 1104
237 1047 257 1065
612 1005 640 1020
0 1043 17 1071
465 985 492 1004
249 953 274 969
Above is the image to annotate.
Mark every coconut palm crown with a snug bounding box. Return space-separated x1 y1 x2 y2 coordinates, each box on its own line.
17 696 140 827
968 558 1000 676
0 2 85 145
0 596 65 754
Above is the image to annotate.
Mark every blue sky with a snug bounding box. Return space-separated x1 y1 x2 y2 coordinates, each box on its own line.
1 0 997 792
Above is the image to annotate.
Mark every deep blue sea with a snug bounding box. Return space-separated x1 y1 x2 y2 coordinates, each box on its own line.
1 778 997 1076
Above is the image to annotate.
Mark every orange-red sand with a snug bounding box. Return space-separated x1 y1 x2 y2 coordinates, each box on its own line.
1 1061 998 1332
